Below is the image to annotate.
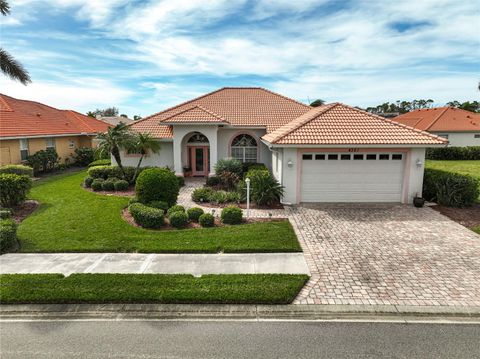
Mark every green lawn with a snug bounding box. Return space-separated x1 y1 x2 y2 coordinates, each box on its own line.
18 171 301 253
0 274 309 304
425 160 480 180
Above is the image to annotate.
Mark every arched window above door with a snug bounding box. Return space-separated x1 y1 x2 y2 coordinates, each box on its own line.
187 132 209 144
230 134 257 163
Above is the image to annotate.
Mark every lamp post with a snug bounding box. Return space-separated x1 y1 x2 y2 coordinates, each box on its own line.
245 177 250 219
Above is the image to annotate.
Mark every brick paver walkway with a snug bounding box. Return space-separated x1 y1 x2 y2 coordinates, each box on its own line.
290 204 480 306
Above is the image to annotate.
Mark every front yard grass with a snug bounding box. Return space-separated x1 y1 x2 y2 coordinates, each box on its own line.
18 171 301 253
0 274 309 304
425 160 480 180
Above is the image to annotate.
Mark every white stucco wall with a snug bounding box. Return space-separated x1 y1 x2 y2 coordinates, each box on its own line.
113 141 174 169
403 148 426 203
431 132 480 147
279 148 299 204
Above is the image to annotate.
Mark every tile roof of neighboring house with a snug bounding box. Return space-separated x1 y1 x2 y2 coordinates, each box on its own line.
97 116 134 126
0 94 110 138
393 107 480 132
130 87 311 138
262 103 448 145
161 105 229 124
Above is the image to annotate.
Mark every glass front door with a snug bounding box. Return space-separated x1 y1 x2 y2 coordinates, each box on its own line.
195 148 204 172
190 146 209 176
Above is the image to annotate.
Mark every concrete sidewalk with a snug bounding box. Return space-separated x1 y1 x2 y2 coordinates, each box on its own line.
0 253 310 276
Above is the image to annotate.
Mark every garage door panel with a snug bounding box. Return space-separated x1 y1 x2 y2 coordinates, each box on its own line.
300 153 404 203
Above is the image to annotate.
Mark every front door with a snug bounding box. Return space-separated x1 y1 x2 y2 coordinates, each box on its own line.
191 146 209 176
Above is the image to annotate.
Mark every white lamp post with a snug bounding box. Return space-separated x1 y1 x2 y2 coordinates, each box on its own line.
245 177 250 219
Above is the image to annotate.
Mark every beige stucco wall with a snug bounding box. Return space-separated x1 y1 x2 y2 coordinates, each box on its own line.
431 132 480 147
0 135 96 165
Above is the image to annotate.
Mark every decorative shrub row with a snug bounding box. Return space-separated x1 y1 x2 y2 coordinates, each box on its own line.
198 213 214 227
0 209 12 219
88 159 111 167
167 204 185 217
0 174 32 208
423 168 479 207
169 211 188 228
220 206 243 225
85 177 129 192
135 168 179 207
128 203 164 229
0 218 17 253
191 187 240 204
426 146 480 160
0 164 34 177
187 207 204 222
88 165 151 183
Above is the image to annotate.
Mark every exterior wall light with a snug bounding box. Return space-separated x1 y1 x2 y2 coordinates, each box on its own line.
416 159 423 167
287 159 293 168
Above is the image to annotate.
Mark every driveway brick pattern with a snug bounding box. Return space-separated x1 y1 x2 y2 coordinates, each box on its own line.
289 204 480 306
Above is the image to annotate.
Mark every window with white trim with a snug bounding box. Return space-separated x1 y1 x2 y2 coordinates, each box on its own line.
46 137 56 150
231 134 257 163
68 139 75 149
19 138 29 161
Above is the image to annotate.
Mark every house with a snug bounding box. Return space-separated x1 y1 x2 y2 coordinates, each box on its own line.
393 107 480 146
0 94 110 165
122 87 447 204
96 115 134 126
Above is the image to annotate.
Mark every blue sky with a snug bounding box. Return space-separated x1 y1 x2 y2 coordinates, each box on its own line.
1 0 479 117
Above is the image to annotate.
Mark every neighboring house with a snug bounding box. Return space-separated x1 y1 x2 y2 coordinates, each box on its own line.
393 107 480 146
0 94 110 165
96 115 134 126
121 87 447 204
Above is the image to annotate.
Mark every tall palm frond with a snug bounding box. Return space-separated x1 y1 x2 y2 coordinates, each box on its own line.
0 48 31 85
129 133 161 181
0 0 10 15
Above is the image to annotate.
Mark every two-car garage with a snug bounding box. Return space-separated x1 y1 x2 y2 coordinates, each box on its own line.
300 152 406 203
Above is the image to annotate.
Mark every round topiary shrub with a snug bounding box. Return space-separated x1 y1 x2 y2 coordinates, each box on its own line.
102 179 115 191
114 179 129 191
84 176 94 188
0 209 12 219
148 200 169 213
187 207 204 222
198 213 215 227
91 178 104 191
221 206 243 225
167 204 185 217
135 168 180 207
0 174 32 207
128 203 164 229
169 211 188 229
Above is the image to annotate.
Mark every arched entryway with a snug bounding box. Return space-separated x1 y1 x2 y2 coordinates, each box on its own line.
185 132 210 176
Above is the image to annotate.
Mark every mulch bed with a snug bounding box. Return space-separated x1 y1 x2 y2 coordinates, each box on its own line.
196 201 284 210
84 187 135 197
121 208 287 231
431 203 480 229
10 200 40 224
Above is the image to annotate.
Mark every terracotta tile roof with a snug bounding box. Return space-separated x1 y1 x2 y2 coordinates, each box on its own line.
393 107 480 132
262 103 448 145
162 105 229 124
0 94 110 138
130 87 311 138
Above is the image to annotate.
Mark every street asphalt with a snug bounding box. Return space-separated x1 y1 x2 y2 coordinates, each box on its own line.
1 320 479 358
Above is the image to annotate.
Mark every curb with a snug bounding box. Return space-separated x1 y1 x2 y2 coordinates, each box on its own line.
2 304 480 321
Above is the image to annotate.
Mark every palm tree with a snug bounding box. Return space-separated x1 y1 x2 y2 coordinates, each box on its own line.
0 1 31 85
129 133 161 181
310 99 325 107
95 123 133 179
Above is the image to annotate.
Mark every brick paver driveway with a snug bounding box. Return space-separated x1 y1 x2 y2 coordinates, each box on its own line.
289 204 480 306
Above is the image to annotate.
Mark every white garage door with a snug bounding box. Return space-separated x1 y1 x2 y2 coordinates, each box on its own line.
300 152 405 202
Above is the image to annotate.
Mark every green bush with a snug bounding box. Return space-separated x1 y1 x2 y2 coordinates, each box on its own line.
114 180 129 191
128 197 139 206
187 207 204 222
88 159 111 167
88 165 117 180
128 203 164 229
102 178 117 191
214 158 243 189
0 209 12 219
84 176 94 188
0 174 32 207
205 176 221 187
0 218 17 253
177 176 185 187
25 148 59 174
198 213 215 227
167 205 185 217
135 168 179 207
242 162 267 176
147 200 169 212
74 147 95 166
249 171 284 206
91 178 104 191
221 206 243 225
423 168 479 207
426 146 480 160
0 164 34 177
192 187 215 202
169 211 188 229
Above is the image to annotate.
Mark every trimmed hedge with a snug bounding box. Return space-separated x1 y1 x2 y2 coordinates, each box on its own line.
88 165 149 183
0 174 32 207
167 205 185 217
102 178 116 191
135 168 179 207
147 201 169 212
187 207 204 222
128 203 164 229
0 164 34 177
169 211 188 229
221 206 243 225
199 213 215 227
91 178 104 191
114 180 129 191
73 147 95 166
426 146 480 160
88 159 111 167
191 187 240 204
423 168 479 207
0 218 17 253
0 209 12 219
84 176 94 188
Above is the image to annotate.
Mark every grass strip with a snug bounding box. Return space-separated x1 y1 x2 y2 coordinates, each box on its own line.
0 274 309 304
